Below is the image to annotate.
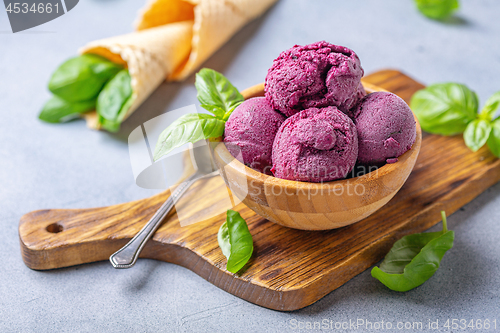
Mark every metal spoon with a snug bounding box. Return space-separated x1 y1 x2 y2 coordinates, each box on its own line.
109 142 219 269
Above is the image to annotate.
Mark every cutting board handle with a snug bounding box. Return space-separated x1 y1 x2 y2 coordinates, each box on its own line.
19 190 171 270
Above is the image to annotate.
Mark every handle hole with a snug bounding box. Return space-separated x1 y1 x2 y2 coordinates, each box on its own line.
46 223 63 233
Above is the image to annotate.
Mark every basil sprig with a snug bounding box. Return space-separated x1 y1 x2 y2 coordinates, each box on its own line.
487 121 500 157
153 114 226 159
481 91 500 119
411 83 500 156
372 211 454 292
39 96 95 123
414 0 459 20
48 54 122 102
463 119 491 152
410 83 478 135
153 68 243 161
217 210 253 273
96 69 134 132
195 68 244 121
40 54 135 131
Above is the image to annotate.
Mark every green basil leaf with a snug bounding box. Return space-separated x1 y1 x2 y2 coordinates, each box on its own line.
39 96 95 123
98 117 120 133
480 91 500 121
49 54 122 102
487 119 500 157
217 221 232 259
195 68 244 119
217 210 253 273
415 0 459 20
371 211 454 292
463 119 492 152
96 69 133 130
200 104 226 119
410 83 478 135
97 95 134 133
225 101 243 121
153 113 225 161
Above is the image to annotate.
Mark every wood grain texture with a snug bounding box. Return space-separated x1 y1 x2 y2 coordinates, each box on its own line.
212 82 421 230
19 70 500 311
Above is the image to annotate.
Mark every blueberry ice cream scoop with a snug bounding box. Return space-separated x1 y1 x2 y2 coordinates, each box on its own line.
265 41 364 117
354 92 417 165
271 106 358 182
224 97 285 174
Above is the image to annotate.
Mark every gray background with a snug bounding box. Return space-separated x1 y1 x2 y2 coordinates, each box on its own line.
1 0 500 332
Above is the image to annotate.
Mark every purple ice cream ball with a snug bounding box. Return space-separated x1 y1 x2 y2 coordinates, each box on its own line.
264 41 364 117
271 106 358 182
224 97 285 174
342 84 367 118
354 92 417 165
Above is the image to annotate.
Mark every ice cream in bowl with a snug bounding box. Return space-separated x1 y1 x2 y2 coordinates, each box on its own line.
210 42 422 230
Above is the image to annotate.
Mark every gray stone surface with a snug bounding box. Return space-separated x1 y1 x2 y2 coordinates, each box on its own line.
1 0 500 332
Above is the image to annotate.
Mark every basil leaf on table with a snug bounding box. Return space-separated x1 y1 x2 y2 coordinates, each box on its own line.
410 83 478 135
217 210 253 273
49 54 122 103
195 68 244 119
480 91 500 120
414 0 459 20
463 119 492 152
371 211 454 292
487 119 500 157
153 113 226 161
39 96 95 123
96 69 133 132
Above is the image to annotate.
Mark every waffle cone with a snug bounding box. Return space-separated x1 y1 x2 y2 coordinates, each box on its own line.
135 0 278 81
79 0 276 129
79 21 193 128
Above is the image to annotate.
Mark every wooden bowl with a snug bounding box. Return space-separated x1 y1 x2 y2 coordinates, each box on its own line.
211 82 422 230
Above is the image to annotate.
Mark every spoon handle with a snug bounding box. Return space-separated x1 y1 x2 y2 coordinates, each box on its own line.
109 173 197 269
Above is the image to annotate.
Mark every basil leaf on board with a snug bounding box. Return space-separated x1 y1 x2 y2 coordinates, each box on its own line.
415 0 459 20
39 96 95 123
217 210 253 273
153 113 226 161
487 119 500 157
217 221 232 259
195 68 244 119
463 119 492 152
49 54 122 103
410 83 478 135
480 91 500 121
371 211 454 292
96 69 133 132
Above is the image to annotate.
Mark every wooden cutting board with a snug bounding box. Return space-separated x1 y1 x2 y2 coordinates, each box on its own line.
19 70 500 311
